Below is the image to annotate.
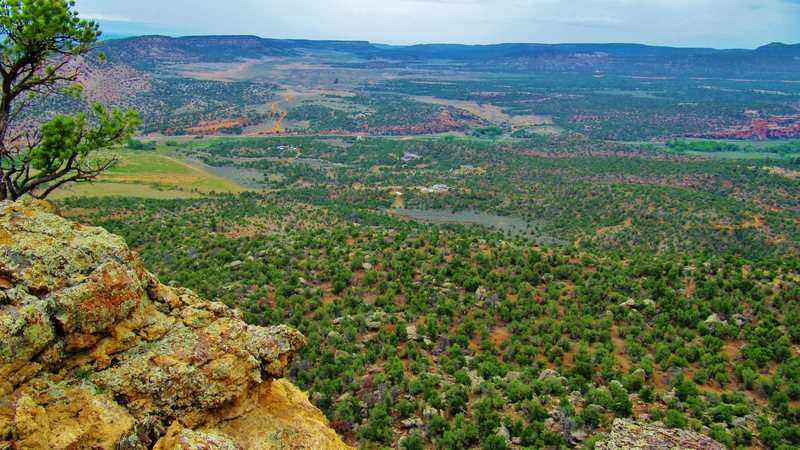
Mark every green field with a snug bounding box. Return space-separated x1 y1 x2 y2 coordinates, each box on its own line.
685 150 788 159
51 148 246 199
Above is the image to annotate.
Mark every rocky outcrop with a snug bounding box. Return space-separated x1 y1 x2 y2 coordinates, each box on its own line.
596 419 726 450
0 199 351 449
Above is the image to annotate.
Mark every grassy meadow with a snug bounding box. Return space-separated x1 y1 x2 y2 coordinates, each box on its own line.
51 147 246 199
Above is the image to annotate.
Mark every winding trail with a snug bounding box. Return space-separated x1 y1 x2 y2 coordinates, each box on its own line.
250 93 294 135
390 192 405 209
270 100 289 133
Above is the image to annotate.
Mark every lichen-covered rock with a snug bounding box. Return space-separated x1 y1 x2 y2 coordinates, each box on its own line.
596 419 726 450
154 423 242 450
216 379 353 450
12 395 51 450
0 199 352 449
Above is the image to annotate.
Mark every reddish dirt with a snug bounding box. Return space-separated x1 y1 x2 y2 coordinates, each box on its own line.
708 223 737 234
653 372 671 391
249 94 295 136
611 325 632 373
353 269 365 285
184 118 244 134
489 325 511 347
320 281 335 305
562 351 575 369
390 194 405 209
753 214 764 228
722 340 745 360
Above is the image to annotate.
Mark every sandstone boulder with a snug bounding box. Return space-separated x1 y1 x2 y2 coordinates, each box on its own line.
0 199 351 450
596 419 725 450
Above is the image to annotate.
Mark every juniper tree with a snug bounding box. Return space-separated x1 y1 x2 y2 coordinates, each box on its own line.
0 0 139 200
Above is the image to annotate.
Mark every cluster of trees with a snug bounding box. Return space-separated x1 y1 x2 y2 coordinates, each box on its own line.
668 139 800 156
60 190 800 449
667 140 741 153
472 126 504 139
127 139 157 150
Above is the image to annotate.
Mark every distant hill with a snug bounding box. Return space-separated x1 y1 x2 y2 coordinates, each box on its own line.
98 35 799 78
36 35 799 139
753 42 800 57
382 42 742 60
101 35 380 70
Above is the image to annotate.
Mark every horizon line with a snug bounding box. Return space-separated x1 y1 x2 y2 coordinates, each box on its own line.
99 32 800 52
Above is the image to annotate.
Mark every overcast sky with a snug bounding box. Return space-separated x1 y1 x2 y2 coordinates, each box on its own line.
74 0 800 49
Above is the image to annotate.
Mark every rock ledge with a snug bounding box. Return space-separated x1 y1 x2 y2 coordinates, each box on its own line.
596 418 726 450
0 199 351 449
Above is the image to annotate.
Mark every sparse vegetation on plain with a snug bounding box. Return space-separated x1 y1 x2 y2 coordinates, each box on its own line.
56 132 800 449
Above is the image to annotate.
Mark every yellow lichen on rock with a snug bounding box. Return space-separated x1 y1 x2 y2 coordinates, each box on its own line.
13 395 51 450
0 199 353 449
216 379 353 450
154 423 242 450
596 419 726 450
41 385 135 449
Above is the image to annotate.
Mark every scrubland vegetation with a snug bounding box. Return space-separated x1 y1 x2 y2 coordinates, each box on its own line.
58 134 800 449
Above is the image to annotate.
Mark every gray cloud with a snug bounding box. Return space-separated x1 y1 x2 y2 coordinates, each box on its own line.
75 0 800 48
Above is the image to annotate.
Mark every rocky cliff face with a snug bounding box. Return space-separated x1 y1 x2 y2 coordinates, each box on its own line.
0 199 351 449
596 419 726 450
